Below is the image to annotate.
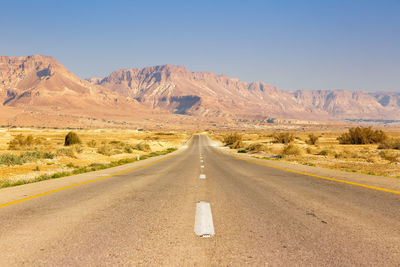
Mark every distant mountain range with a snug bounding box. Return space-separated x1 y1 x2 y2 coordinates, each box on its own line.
0 55 399 127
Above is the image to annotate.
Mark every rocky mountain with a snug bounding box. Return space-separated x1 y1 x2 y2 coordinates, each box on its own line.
291 90 400 120
1 55 399 128
90 65 331 120
92 64 400 120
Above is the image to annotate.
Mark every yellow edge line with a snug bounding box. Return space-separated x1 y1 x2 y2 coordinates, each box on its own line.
0 137 193 209
214 148 400 195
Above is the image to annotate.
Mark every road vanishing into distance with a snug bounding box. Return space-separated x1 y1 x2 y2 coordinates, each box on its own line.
0 135 399 266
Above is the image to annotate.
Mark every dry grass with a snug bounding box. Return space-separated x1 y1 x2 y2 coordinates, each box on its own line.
211 128 400 178
0 128 189 186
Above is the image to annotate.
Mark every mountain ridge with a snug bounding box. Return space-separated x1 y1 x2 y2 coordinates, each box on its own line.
1 55 399 128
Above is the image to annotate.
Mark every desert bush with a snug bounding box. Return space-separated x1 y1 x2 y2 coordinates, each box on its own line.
223 133 242 146
64 132 81 146
306 134 319 145
87 140 97 147
124 145 134 153
74 145 83 154
282 144 301 155
317 149 332 156
273 132 294 144
56 148 76 158
379 151 398 163
8 134 42 150
238 150 247 153
246 143 265 152
97 145 113 156
135 142 151 152
337 127 387 144
378 139 400 150
231 140 244 149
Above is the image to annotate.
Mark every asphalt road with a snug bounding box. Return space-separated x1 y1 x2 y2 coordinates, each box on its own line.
0 135 399 266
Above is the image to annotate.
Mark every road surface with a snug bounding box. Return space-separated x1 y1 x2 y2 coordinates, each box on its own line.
0 135 399 266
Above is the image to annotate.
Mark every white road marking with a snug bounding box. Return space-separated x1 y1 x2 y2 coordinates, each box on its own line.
199 174 206 179
200 160 204 162
194 201 215 237
201 165 204 168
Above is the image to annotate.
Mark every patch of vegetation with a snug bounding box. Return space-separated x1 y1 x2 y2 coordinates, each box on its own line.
337 127 387 144
246 143 265 152
306 134 319 145
97 145 113 156
378 139 400 150
317 149 332 156
8 134 42 150
0 151 54 166
64 131 81 146
238 150 247 153
56 148 76 158
134 142 151 152
0 147 178 189
379 151 398 163
87 140 97 147
272 132 294 144
281 144 301 155
223 133 242 147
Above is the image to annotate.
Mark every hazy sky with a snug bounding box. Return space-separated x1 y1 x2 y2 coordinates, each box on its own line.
1 0 399 92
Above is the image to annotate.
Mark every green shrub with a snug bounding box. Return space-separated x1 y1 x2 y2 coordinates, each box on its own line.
378 139 400 150
0 151 54 166
282 144 301 155
238 150 247 153
223 133 242 146
273 132 294 144
64 132 81 146
337 127 387 144
306 134 319 145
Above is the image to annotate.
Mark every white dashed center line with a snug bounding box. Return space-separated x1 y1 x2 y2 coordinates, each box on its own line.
199 174 206 179
194 201 215 237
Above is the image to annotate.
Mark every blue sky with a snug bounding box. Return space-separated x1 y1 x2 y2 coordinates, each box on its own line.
1 0 399 91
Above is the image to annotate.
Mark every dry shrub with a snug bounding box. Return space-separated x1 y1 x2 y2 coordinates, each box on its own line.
135 142 151 152
87 140 97 148
306 134 319 145
231 140 243 149
317 149 332 156
282 144 301 155
246 143 265 152
379 151 398 163
223 133 242 146
8 134 42 150
378 139 400 150
338 127 387 144
273 132 294 144
97 145 112 156
64 132 81 146
56 148 76 158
